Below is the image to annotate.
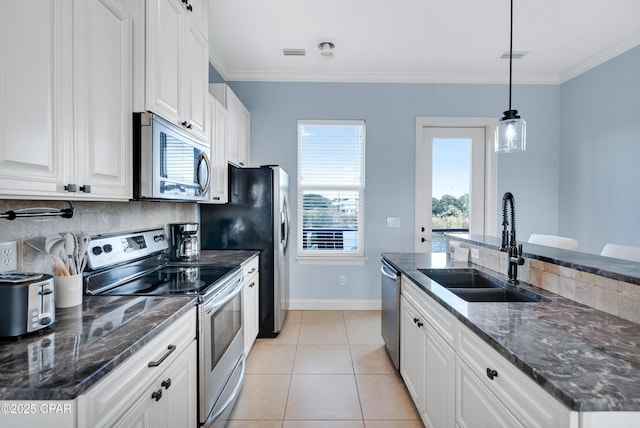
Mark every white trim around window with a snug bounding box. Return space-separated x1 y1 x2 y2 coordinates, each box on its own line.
296 120 366 262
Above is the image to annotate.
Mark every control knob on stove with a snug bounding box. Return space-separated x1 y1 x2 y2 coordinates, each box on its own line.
92 246 103 255
103 244 113 253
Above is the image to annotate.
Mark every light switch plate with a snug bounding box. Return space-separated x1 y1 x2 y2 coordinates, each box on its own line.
471 248 480 260
0 241 18 272
386 217 400 228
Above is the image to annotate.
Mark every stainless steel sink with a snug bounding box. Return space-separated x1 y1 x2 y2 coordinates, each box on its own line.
417 268 549 303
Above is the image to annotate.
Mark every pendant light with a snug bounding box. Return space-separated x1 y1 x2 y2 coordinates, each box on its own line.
495 0 526 153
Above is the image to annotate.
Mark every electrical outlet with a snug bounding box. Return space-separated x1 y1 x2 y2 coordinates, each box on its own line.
0 241 18 272
339 275 346 286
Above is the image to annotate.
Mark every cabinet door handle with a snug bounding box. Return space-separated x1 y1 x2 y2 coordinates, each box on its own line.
249 281 256 288
151 389 163 401
161 378 172 390
148 345 176 367
186 4 193 11
248 268 256 274
421 237 426 243
486 368 498 380
80 185 91 193
65 184 77 192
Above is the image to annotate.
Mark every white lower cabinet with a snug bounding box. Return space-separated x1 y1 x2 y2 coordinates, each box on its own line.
400 296 426 413
456 357 523 428
243 256 260 355
401 286 455 428
77 308 197 428
401 275 579 428
113 340 197 428
425 322 456 428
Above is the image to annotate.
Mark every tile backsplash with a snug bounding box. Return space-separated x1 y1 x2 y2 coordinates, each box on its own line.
453 240 640 325
0 199 196 273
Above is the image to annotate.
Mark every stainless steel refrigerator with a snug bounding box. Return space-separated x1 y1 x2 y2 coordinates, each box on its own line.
200 165 290 337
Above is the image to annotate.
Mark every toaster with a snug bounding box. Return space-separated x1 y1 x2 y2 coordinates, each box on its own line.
0 273 55 337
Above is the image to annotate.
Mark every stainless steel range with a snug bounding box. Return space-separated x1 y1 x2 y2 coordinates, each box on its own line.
84 228 245 428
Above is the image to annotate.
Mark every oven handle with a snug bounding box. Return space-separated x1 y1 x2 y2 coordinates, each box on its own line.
204 275 244 315
208 355 245 423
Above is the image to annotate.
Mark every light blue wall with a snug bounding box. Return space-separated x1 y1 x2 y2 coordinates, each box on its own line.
221 81 560 301
559 45 640 254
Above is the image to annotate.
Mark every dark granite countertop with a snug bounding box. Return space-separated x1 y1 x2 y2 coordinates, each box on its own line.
0 295 196 400
197 250 258 267
0 250 258 401
449 233 640 286
382 252 640 412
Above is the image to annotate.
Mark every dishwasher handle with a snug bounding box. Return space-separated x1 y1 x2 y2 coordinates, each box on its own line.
380 260 398 280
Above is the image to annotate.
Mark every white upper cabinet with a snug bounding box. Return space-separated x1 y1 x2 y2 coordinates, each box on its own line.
0 1 73 197
210 84 251 168
145 0 208 140
74 0 133 199
204 94 228 204
0 0 132 200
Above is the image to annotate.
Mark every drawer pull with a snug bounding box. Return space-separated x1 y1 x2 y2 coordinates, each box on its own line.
486 368 498 380
248 267 256 274
151 389 162 401
148 345 177 367
249 281 256 288
162 378 172 390
413 317 424 327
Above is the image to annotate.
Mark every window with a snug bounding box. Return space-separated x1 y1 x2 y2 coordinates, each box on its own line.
297 120 365 260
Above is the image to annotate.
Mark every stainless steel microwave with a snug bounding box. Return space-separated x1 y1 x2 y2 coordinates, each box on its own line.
133 112 210 201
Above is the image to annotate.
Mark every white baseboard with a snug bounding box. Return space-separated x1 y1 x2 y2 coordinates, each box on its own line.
288 299 381 310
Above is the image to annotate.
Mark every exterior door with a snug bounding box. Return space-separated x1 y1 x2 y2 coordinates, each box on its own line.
415 118 497 252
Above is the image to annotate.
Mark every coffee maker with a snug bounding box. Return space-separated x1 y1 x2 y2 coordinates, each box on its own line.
168 223 200 261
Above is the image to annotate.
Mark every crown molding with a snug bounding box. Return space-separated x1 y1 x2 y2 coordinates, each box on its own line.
559 31 640 83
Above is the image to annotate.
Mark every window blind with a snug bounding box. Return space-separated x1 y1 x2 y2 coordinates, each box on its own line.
297 120 365 257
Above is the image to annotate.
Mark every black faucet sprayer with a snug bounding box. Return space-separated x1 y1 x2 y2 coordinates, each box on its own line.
501 192 525 284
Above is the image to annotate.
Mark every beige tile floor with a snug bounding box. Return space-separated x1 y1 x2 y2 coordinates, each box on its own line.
228 310 423 428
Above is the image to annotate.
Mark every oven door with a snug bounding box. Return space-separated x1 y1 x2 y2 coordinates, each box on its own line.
199 272 244 425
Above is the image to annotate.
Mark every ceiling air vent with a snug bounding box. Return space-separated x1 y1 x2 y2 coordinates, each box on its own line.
282 48 306 56
500 51 528 59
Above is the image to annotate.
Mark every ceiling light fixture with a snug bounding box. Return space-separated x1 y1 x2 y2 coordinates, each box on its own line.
318 41 335 57
495 0 526 153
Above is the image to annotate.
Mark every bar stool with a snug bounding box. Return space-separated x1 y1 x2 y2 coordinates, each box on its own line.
601 243 640 263
528 234 579 250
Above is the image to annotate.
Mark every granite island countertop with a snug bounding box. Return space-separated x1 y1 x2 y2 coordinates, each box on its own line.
382 252 640 412
0 250 258 401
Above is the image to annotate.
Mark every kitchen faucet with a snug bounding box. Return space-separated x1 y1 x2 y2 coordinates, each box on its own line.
501 192 525 284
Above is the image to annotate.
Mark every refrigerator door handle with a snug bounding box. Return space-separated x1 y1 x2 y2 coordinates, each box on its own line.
281 199 290 251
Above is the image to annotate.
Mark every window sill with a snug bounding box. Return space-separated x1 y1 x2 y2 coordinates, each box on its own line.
296 256 367 266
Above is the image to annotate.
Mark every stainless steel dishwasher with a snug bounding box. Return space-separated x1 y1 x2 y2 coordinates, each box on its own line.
380 258 400 370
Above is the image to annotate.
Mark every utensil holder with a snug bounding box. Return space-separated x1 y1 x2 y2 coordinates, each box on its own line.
54 274 83 308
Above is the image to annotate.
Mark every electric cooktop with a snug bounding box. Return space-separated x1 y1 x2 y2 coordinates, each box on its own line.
96 265 235 296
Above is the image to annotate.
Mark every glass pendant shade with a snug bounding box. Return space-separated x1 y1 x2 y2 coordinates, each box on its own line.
495 110 526 153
